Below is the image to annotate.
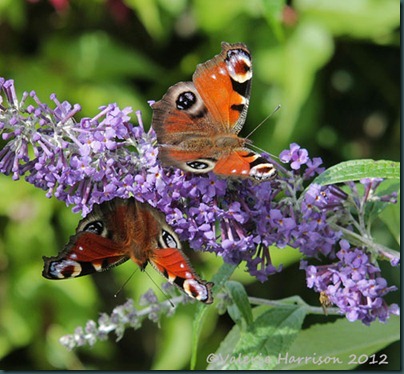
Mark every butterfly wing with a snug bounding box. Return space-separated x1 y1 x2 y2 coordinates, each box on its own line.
151 81 211 145
213 149 277 180
152 42 252 140
151 80 219 173
42 232 129 279
192 42 252 134
145 205 214 304
150 248 214 304
42 199 132 279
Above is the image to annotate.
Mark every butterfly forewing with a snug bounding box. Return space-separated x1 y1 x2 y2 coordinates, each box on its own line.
193 42 252 133
42 232 129 279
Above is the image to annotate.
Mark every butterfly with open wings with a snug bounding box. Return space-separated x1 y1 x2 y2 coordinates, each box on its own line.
151 42 277 181
42 198 214 304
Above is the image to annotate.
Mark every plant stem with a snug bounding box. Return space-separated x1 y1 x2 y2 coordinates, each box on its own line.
247 295 341 316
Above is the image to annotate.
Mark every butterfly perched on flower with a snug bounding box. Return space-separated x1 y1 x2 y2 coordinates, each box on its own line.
151 42 277 181
42 198 213 304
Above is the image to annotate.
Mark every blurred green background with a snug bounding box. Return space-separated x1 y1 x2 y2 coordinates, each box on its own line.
0 0 400 370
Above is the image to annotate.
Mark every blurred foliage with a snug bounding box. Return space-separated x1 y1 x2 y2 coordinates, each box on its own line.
0 0 400 370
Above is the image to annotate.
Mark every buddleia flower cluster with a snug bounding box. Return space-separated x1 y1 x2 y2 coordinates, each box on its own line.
60 289 188 350
0 77 399 333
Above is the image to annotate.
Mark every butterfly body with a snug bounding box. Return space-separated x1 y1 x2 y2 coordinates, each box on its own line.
152 42 277 181
43 198 213 304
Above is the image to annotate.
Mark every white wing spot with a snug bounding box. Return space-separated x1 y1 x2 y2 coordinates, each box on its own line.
53 260 82 278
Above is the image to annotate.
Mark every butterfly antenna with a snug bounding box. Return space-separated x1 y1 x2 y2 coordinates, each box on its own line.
244 104 281 140
248 142 280 161
114 269 138 298
144 269 175 308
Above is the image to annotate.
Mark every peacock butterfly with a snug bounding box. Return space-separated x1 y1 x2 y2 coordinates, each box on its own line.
151 42 277 181
42 198 213 304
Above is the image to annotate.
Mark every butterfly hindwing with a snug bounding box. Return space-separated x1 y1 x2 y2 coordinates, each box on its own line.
150 248 213 304
147 205 214 304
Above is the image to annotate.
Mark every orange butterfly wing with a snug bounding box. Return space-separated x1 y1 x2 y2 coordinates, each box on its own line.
193 42 252 132
150 248 213 303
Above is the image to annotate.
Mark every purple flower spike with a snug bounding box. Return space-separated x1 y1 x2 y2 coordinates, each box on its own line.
303 241 398 324
0 77 399 325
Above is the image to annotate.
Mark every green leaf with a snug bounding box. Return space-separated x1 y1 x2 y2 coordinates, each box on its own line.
225 281 253 326
208 306 306 370
275 315 400 370
211 262 239 295
190 262 237 370
312 160 400 186
206 323 242 369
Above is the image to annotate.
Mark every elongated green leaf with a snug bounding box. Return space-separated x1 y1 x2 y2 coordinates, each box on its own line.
225 281 253 326
312 160 400 186
190 262 237 369
275 315 400 370
208 306 306 370
210 262 239 294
